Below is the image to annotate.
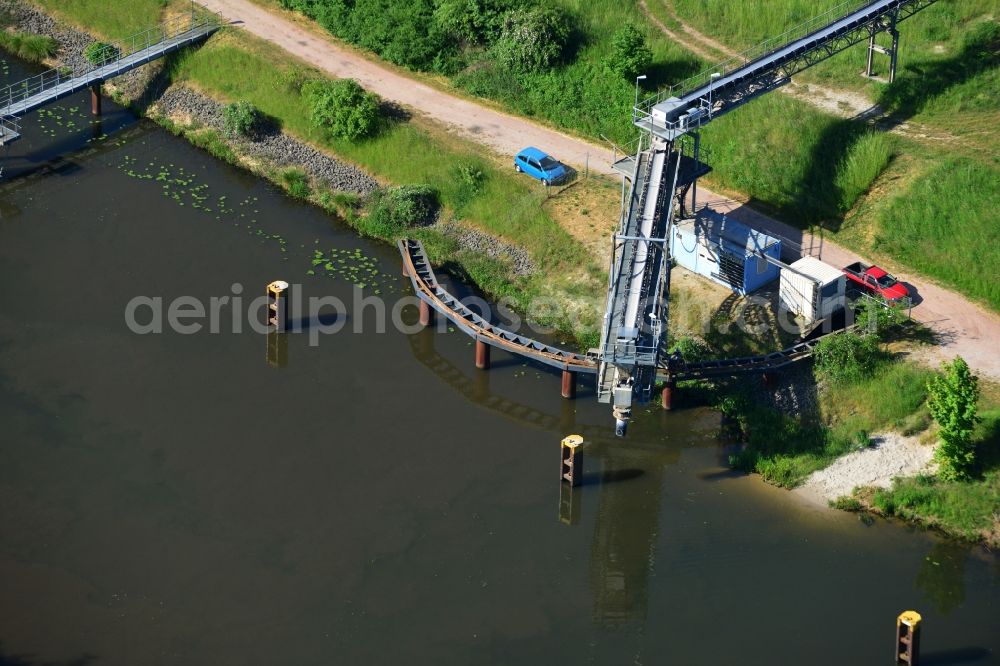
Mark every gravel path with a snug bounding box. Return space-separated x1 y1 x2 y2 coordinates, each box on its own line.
795 432 936 504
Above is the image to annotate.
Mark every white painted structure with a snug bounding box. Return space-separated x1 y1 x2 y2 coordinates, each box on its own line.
779 256 846 323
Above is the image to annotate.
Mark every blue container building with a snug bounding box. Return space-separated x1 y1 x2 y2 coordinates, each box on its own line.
669 209 781 294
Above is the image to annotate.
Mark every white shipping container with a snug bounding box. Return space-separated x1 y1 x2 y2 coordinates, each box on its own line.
779 257 846 323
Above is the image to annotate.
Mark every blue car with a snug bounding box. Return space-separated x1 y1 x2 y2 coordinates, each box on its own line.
514 147 567 186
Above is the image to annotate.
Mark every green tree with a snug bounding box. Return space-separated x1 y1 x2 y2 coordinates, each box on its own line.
927 356 980 480
606 25 652 79
222 100 261 138
304 79 381 141
491 7 571 73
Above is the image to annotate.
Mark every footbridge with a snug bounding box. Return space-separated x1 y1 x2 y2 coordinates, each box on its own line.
0 11 221 146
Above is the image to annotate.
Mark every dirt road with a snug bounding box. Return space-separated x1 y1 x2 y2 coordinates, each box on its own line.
198 0 1000 381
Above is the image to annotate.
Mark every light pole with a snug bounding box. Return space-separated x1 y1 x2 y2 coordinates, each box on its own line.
707 72 721 117
634 74 647 122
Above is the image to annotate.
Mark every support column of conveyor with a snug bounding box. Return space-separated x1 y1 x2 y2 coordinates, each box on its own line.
598 140 682 436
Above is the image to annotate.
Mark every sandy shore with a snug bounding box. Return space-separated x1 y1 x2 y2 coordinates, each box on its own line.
795 432 936 505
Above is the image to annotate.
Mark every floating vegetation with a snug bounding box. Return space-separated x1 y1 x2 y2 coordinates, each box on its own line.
308 247 396 294
114 155 397 294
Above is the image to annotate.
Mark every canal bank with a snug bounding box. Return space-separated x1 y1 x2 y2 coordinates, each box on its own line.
2 11 1000 666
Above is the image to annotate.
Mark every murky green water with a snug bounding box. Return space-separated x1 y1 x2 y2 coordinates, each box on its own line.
1 55 998 665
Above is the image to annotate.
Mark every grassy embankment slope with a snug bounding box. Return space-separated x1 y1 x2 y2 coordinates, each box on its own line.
28 0 610 342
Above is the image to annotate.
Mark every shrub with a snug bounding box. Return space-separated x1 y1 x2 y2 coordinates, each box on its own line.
606 25 651 79
813 331 885 384
304 79 381 141
853 296 906 340
0 32 57 63
433 0 524 45
491 7 571 73
363 185 440 238
450 161 487 213
281 168 311 199
84 40 120 65
927 356 981 480
670 336 711 363
222 100 261 138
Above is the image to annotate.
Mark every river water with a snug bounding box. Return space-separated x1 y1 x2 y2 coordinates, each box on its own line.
1 54 997 666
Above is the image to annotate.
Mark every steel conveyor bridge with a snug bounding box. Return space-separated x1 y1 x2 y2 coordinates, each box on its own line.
634 0 939 141
600 0 938 434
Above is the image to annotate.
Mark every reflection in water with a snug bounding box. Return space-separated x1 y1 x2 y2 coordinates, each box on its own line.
406 323 678 628
589 444 674 627
916 540 968 615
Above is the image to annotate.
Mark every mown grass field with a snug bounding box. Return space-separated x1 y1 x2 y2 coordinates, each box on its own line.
31 0 168 39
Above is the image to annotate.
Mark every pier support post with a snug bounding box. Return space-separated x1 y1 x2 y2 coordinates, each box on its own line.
560 435 583 487
90 83 102 116
762 372 776 388
401 260 410 277
661 379 676 410
475 339 491 370
266 280 289 332
418 299 433 327
895 611 921 665
561 369 577 399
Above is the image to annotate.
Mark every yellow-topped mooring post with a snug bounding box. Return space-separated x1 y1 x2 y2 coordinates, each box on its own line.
895 610 922 665
560 435 583 487
267 280 289 332
559 435 583 525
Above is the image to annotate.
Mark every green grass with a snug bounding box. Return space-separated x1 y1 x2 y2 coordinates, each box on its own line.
869 157 1000 311
727 359 933 488
0 31 57 62
865 409 1000 546
31 0 169 40
161 30 604 334
166 35 583 270
700 94 896 224
670 0 998 92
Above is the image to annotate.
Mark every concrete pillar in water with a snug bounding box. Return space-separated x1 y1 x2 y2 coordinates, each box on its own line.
90 83 102 116
266 280 289 332
895 611 922 665
561 369 577 399
475 339 490 370
560 434 583 487
661 379 676 410
418 299 433 327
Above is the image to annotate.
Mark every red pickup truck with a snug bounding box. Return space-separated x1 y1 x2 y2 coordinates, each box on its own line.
843 262 910 302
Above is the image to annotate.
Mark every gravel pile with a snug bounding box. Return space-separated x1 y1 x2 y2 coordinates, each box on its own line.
153 86 379 195
438 219 534 278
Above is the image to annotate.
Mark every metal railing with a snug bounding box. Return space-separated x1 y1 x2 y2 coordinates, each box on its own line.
0 10 221 115
0 115 19 144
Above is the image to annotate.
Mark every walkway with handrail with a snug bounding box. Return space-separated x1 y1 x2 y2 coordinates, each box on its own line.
0 11 220 145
